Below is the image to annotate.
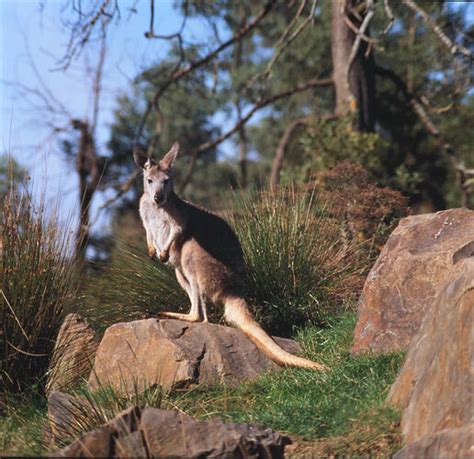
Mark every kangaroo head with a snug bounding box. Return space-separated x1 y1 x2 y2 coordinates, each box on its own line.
133 142 179 206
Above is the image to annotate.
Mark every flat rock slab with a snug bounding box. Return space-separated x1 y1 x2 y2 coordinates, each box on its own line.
388 258 473 444
89 318 301 393
53 404 290 458
394 424 474 459
352 208 474 354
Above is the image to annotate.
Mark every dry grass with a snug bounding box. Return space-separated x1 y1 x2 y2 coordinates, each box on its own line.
1 188 78 395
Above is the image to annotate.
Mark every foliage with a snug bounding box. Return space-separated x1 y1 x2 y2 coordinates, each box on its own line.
226 186 363 336
0 156 25 200
0 391 48 456
1 189 79 395
312 161 409 257
81 237 188 332
285 116 387 184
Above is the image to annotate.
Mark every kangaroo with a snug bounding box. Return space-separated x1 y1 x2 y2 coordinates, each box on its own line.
134 142 326 370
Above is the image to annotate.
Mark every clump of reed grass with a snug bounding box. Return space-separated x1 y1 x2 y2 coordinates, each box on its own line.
81 239 188 331
1 188 78 395
226 186 363 336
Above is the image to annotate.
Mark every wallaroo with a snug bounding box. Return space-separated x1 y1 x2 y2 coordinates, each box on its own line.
133 142 326 370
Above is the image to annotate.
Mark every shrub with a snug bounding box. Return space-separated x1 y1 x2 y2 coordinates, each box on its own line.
81 238 188 331
311 162 409 260
1 189 78 395
226 186 363 336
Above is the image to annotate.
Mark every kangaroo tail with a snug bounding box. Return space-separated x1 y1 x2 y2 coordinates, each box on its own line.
224 296 326 371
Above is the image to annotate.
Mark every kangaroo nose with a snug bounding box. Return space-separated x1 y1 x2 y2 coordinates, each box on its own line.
154 192 163 203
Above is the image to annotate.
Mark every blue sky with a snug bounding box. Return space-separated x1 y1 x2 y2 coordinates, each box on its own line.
1 0 212 232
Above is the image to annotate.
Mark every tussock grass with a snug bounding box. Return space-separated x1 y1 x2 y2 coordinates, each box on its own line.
1 189 78 395
81 239 188 331
226 186 363 336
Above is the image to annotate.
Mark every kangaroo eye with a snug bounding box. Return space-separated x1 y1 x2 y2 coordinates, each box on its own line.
147 179 153 184
163 178 169 185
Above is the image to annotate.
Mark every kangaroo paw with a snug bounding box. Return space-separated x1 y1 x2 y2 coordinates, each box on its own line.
158 311 203 323
159 249 170 263
148 245 156 259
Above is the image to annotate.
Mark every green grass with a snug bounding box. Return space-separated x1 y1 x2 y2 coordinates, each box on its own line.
1 188 79 394
169 314 404 455
0 314 404 457
226 187 364 336
0 391 49 457
81 239 188 332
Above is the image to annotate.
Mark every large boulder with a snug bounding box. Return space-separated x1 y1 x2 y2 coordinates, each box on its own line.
388 257 473 444
89 318 301 393
393 425 474 459
46 313 99 394
352 208 474 354
53 404 290 458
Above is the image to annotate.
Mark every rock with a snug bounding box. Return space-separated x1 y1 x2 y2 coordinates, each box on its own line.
352 208 474 354
47 391 94 446
46 313 99 394
388 257 473 444
53 405 290 458
53 405 142 458
88 318 301 394
139 408 290 458
393 424 474 459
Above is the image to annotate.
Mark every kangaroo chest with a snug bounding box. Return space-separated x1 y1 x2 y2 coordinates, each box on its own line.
140 198 176 252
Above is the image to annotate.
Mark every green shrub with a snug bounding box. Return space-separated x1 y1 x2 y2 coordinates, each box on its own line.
81 239 188 331
226 186 363 336
1 189 78 395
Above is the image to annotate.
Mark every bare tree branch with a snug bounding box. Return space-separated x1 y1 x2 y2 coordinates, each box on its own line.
347 0 375 73
135 0 277 142
376 65 473 206
179 77 334 192
402 0 472 61
381 0 395 35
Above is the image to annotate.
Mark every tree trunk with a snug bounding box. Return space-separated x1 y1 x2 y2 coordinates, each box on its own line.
73 119 100 264
331 0 376 131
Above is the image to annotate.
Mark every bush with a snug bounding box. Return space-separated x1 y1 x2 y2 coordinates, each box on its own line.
81 239 188 331
1 189 78 395
226 186 363 336
311 162 409 260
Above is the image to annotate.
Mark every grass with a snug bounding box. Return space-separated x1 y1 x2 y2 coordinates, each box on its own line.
0 313 404 457
1 187 78 395
81 239 188 332
170 314 403 441
226 186 364 336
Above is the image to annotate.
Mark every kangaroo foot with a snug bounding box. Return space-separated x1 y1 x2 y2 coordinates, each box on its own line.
158 311 203 323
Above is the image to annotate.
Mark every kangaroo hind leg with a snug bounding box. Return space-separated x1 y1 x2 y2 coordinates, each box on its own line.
158 271 205 323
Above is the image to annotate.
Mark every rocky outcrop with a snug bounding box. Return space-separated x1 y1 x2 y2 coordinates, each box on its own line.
352 208 474 354
48 391 93 445
46 313 99 394
388 258 473 444
394 424 474 459
52 403 290 458
88 318 301 394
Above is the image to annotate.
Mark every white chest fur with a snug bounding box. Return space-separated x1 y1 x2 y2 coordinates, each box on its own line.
139 196 173 252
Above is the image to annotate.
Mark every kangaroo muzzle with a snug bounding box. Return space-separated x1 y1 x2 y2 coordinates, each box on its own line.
154 192 165 205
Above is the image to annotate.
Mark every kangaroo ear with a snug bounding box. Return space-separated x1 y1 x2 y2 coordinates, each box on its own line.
159 142 179 171
133 146 150 169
